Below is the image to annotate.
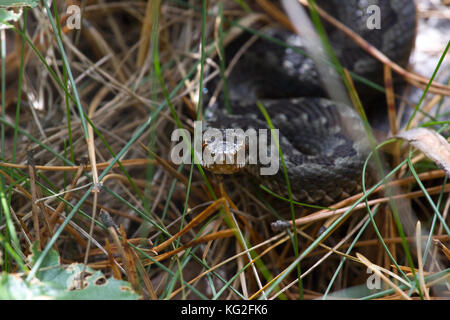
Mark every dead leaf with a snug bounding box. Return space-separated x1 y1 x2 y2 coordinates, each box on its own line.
397 128 450 178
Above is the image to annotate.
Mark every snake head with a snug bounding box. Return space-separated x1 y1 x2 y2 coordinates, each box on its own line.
201 128 247 174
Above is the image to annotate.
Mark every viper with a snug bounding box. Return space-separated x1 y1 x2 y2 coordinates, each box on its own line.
203 0 417 205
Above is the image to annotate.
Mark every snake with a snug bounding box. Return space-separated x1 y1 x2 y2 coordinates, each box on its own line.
202 0 417 205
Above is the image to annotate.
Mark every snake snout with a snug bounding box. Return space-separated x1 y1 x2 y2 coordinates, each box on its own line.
201 129 248 174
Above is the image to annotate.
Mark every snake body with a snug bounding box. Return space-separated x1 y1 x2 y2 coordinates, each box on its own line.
204 0 417 205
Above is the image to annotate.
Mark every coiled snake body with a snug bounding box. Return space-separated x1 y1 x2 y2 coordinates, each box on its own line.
204 0 417 205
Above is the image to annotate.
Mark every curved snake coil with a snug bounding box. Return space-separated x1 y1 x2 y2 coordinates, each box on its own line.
203 0 417 205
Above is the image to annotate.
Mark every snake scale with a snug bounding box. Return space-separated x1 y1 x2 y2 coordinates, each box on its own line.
203 0 417 205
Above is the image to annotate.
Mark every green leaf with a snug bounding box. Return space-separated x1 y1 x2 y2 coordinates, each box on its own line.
0 0 39 28
55 264 140 300
0 8 22 28
29 242 66 284
0 0 39 8
0 273 63 299
0 242 141 300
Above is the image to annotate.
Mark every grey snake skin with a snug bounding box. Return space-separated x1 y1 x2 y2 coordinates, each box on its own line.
204 0 417 205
